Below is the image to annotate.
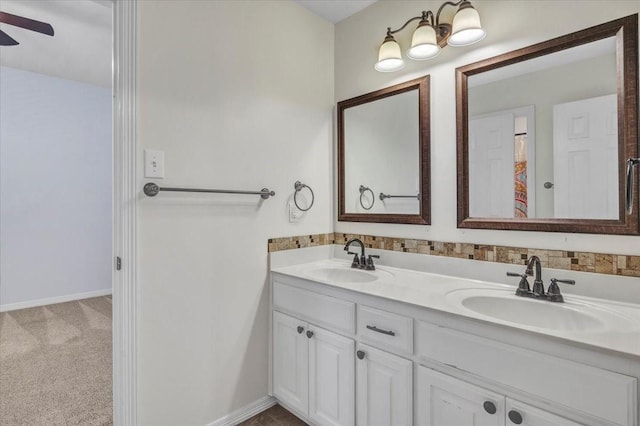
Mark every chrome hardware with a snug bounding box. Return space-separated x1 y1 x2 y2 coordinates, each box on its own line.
525 256 544 296
483 401 497 415
506 271 530 296
344 239 366 269
306 330 314 339
366 325 395 336
356 350 365 360
546 278 576 303
508 410 523 424
143 182 275 199
293 181 314 211
297 326 304 334
366 254 380 271
626 157 640 215
359 185 375 210
379 192 420 200
507 257 576 303
347 251 361 268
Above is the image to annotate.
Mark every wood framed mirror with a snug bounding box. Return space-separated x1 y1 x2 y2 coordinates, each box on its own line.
456 15 639 234
338 76 430 224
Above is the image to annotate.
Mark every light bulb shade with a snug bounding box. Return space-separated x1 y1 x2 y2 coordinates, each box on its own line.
375 37 405 72
448 4 486 46
408 23 440 60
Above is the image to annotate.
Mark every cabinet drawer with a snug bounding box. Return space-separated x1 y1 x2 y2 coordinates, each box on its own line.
273 281 355 334
357 305 413 355
416 321 637 426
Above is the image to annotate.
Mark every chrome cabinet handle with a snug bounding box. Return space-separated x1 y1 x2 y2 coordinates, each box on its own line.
508 410 523 424
356 350 365 360
626 157 640 215
297 326 304 334
483 401 497 415
306 330 314 339
366 325 395 336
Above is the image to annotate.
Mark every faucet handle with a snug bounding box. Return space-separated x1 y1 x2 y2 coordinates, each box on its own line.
507 271 531 296
507 272 527 278
368 254 380 260
348 251 361 268
546 278 575 302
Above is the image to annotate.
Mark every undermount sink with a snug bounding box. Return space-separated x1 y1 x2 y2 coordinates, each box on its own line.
446 288 636 332
305 266 391 284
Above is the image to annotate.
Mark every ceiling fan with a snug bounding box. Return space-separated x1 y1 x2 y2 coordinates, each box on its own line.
0 11 54 46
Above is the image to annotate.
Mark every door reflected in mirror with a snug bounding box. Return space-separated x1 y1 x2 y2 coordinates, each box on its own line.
456 15 639 234
467 37 618 220
338 76 430 224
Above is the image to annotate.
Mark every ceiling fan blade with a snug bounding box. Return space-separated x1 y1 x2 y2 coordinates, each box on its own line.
0 29 19 45
0 12 54 36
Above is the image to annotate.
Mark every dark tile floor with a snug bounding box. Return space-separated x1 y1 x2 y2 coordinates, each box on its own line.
238 404 307 426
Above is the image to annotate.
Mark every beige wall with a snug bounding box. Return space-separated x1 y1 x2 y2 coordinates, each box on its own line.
335 0 640 255
137 1 334 424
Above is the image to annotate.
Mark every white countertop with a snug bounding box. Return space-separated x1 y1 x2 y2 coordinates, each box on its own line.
271 247 640 359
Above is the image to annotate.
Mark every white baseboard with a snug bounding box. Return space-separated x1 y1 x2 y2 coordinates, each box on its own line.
208 396 277 426
0 288 112 312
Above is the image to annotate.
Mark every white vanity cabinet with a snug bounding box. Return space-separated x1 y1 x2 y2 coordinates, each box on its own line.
273 310 355 426
272 282 356 426
270 271 638 426
355 343 413 426
416 366 505 426
416 367 584 426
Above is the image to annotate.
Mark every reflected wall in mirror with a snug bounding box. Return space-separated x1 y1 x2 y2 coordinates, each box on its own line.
456 15 639 234
338 76 430 224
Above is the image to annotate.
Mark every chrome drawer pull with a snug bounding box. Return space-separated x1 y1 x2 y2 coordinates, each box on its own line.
366 325 395 336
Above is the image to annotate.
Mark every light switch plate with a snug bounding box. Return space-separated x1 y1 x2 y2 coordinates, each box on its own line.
289 202 302 223
144 149 165 178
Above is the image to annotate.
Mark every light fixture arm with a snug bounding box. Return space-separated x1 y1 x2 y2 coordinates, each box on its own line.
435 0 466 27
387 11 432 36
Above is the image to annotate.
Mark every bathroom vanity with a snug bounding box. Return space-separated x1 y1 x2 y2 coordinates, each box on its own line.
268 246 640 426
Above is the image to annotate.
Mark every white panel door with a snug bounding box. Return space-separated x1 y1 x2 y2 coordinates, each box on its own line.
469 112 515 217
505 399 584 426
416 367 505 426
272 311 309 415
553 94 618 219
308 325 355 426
356 344 412 426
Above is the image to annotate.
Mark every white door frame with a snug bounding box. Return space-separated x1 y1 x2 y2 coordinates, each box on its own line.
112 1 137 424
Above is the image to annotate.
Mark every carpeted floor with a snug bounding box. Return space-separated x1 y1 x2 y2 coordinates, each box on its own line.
0 296 113 425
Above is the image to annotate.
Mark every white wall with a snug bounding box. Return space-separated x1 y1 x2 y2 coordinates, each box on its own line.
136 1 334 425
335 0 640 255
0 66 112 309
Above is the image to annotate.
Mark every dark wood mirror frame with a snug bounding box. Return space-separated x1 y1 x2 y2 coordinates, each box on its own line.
456 15 639 235
338 76 431 224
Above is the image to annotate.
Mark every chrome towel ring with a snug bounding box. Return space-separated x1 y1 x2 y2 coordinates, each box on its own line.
294 181 314 211
359 185 374 210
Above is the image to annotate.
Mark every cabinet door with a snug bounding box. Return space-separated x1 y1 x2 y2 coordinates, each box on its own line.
356 344 412 426
273 311 309 415
308 325 355 426
506 399 584 426
416 366 505 426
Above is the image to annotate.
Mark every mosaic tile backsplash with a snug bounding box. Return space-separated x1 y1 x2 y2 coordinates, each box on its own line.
268 233 640 278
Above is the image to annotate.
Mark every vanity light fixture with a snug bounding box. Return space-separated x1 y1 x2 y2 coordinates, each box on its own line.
374 0 486 72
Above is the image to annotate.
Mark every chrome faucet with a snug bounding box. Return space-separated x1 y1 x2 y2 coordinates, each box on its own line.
506 255 576 302
344 238 365 268
344 238 379 270
525 255 544 296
